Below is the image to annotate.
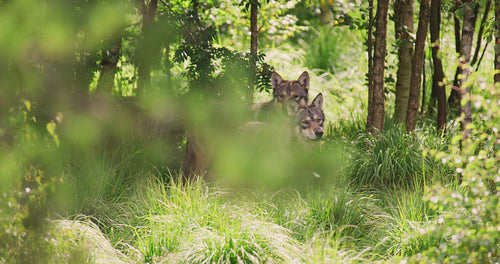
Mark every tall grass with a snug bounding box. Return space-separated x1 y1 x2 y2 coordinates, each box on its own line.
128 179 303 263
377 190 444 257
346 122 454 190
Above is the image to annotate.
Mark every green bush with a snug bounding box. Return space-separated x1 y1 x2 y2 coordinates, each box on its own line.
407 84 500 263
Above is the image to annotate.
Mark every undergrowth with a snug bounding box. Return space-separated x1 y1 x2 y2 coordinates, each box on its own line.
346 121 455 190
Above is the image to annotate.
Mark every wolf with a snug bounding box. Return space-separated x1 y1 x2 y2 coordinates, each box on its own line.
182 72 321 181
241 93 325 141
293 93 325 140
252 71 310 119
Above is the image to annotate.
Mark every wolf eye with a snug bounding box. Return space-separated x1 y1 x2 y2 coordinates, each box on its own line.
278 94 285 100
292 94 299 100
301 120 310 127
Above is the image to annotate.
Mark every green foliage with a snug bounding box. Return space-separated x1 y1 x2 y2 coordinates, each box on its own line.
406 84 500 263
0 100 66 263
299 26 362 74
174 45 273 94
0 0 498 262
347 122 454 190
203 0 307 49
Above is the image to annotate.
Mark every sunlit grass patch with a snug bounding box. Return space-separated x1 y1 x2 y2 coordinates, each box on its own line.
378 190 444 257
305 188 383 248
133 180 301 263
303 233 372 264
51 218 134 264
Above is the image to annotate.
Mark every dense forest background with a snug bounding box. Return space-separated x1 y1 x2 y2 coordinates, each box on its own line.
1 0 499 263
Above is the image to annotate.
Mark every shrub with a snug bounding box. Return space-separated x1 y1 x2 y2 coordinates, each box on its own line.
407 84 500 263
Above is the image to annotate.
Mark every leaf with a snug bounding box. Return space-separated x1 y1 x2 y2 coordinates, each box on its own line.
46 121 56 136
46 121 60 147
23 99 31 111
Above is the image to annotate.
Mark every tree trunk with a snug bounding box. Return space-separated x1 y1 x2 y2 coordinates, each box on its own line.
393 0 414 123
366 0 375 131
96 38 122 94
368 0 390 135
182 132 210 182
421 56 427 114
459 0 476 139
471 0 491 67
430 0 447 131
249 1 259 101
448 2 463 117
136 0 158 95
496 0 500 84
406 0 430 133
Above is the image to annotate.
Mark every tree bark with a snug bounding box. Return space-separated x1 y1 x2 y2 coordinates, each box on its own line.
471 0 491 67
496 0 500 84
366 0 375 131
96 38 122 94
406 0 430 133
136 0 158 95
393 0 414 123
430 0 447 131
459 0 476 139
368 0 390 135
249 1 259 101
448 1 463 117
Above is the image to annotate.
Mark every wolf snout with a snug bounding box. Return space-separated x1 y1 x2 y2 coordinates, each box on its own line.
315 130 324 138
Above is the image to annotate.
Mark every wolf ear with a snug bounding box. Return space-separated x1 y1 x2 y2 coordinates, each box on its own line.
271 72 283 90
297 71 310 90
311 93 323 110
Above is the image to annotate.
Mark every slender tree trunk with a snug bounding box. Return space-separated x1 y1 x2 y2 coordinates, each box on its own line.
164 42 172 88
96 38 122 94
393 0 414 123
406 0 430 133
430 0 447 131
366 0 375 131
249 1 259 101
448 2 463 116
496 0 500 84
471 0 491 67
421 56 427 114
136 0 158 95
459 0 476 138
368 0 390 135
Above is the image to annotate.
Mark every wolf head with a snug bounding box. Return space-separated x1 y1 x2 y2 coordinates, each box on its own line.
293 93 325 140
271 71 309 106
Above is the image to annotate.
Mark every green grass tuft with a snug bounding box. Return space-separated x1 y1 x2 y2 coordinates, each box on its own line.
346 122 453 190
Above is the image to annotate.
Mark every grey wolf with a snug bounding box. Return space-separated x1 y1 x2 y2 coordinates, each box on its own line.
293 93 324 140
252 71 310 119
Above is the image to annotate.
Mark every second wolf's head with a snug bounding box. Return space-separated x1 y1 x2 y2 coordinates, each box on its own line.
271 71 309 106
293 93 325 140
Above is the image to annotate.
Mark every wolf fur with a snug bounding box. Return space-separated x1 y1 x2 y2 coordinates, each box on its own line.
294 93 324 140
252 71 310 119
